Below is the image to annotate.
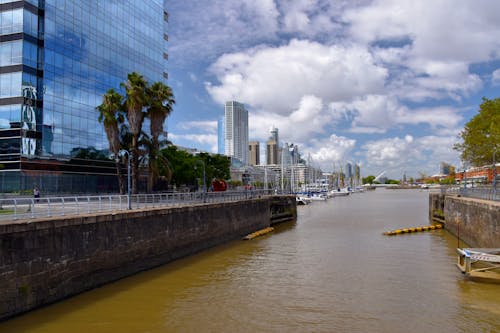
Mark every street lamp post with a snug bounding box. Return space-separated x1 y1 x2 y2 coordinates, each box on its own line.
119 149 132 210
194 160 206 202
493 149 497 198
462 162 467 192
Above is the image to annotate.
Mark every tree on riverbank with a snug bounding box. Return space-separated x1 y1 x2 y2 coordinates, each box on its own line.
159 146 230 190
96 72 175 193
97 89 126 193
454 97 500 166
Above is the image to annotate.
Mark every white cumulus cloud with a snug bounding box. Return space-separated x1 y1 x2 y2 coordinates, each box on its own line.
492 69 500 85
206 39 388 115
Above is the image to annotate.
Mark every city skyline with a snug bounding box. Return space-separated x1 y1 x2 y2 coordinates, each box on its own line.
165 1 500 179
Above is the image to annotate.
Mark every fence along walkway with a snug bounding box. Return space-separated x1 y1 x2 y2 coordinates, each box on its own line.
0 190 274 222
442 186 499 202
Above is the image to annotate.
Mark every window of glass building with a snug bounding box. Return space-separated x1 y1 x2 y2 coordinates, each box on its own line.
23 10 39 37
0 72 21 98
0 40 22 66
0 104 20 129
22 40 39 68
0 9 23 35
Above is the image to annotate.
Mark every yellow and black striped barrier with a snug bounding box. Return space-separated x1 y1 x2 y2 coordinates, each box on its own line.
243 227 275 240
383 224 443 236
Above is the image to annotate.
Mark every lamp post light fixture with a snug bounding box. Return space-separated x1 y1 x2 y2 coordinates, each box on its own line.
119 149 132 210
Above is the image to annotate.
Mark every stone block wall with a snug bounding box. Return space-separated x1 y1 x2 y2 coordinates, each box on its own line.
429 193 500 247
444 196 500 248
0 196 293 320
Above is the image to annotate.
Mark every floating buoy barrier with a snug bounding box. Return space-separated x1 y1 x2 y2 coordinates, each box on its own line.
243 227 275 240
383 224 443 236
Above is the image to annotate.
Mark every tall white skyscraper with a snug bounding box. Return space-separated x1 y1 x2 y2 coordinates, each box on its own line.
224 101 249 164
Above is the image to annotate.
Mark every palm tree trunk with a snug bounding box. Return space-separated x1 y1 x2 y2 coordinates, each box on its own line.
115 160 126 194
147 166 154 193
131 135 139 194
147 138 159 193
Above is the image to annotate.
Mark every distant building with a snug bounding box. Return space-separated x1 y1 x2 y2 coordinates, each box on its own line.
440 162 454 175
345 162 353 179
224 101 248 164
248 141 260 166
266 139 278 165
269 126 279 146
217 117 225 154
288 143 299 164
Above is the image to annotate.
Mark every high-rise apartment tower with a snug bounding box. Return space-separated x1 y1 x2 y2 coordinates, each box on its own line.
224 101 248 164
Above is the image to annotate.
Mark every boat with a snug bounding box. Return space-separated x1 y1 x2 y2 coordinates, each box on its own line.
296 195 311 205
456 248 500 282
328 188 350 197
363 184 376 191
354 186 365 193
310 192 328 201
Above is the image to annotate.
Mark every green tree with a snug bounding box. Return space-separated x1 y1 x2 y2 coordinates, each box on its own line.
455 97 500 166
160 146 197 188
146 82 175 192
195 152 230 183
98 73 176 193
362 175 376 184
440 177 456 185
159 148 231 190
121 72 148 193
96 89 126 193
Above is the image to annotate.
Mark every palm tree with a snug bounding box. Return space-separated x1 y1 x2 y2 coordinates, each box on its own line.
146 82 175 192
140 134 173 192
96 89 126 193
121 72 148 193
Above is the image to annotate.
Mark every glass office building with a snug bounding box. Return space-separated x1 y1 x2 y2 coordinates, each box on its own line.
0 0 168 193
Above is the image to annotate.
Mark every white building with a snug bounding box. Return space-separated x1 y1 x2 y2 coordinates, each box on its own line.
224 101 249 164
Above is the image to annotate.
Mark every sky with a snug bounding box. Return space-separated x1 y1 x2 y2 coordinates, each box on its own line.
164 0 500 179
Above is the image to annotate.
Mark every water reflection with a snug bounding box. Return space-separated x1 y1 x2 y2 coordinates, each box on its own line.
1 190 499 333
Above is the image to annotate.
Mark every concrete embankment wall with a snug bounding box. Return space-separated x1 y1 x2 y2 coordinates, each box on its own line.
0 196 296 320
429 193 500 247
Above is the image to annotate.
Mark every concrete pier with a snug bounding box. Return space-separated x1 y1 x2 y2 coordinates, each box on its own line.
429 193 500 247
0 195 296 320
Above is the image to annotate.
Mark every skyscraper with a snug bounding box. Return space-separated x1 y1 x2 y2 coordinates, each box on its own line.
248 141 260 166
269 125 279 146
217 116 224 154
266 139 278 165
0 1 168 193
224 101 248 164
266 126 280 165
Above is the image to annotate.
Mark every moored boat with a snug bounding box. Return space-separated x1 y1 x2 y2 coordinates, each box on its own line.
456 248 500 283
328 188 350 197
296 195 311 205
310 192 328 201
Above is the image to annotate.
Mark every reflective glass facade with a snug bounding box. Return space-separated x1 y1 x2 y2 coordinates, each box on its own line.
0 0 168 193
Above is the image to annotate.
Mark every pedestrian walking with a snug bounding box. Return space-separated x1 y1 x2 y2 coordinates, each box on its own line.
34 186 40 203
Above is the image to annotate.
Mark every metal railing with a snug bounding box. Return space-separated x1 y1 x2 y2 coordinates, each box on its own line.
442 186 500 202
0 190 275 222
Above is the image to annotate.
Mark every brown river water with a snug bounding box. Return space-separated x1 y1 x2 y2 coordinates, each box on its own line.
1 189 500 333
